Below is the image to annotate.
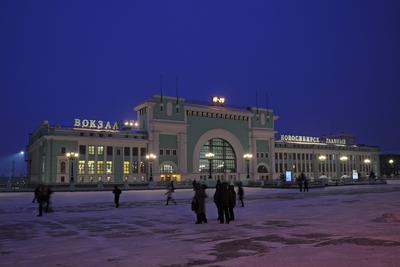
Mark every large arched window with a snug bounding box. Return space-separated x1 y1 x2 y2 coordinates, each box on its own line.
199 138 236 173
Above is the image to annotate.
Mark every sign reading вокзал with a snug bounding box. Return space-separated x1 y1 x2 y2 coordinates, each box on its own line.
73 119 119 130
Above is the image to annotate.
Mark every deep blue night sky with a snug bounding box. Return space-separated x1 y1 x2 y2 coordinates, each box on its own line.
1 0 400 175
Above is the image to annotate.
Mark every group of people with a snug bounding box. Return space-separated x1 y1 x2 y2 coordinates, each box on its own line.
191 180 244 224
297 172 309 192
33 179 245 224
32 184 53 216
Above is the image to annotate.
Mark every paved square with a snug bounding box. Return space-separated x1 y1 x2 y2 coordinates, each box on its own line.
1 185 400 267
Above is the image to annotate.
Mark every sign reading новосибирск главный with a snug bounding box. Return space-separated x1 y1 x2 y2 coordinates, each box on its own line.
73 119 119 131
280 135 346 145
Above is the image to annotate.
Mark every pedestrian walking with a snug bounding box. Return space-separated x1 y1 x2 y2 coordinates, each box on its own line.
192 183 207 224
112 185 122 208
165 181 176 205
228 184 236 221
237 182 244 207
36 185 45 217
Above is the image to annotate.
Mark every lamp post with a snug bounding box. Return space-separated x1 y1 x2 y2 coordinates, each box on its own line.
145 153 157 181
205 152 215 179
243 153 253 179
388 159 394 176
66 152 79 190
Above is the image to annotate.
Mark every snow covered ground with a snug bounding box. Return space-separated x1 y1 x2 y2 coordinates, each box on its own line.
1 184 400 267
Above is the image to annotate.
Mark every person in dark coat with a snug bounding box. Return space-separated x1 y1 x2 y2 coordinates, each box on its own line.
36 185 45 217
303 176 309 192
213 180 222 220
237 182 244 207
192 183 207 224
218 182 231 224
43 186 53 212
192 179 197 191
228 185 236 221
112 186 122 208
32 184 41 203
298 173 305 192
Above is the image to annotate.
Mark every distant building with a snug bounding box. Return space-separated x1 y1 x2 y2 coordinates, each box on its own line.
27 95 380 184
380 154 400 177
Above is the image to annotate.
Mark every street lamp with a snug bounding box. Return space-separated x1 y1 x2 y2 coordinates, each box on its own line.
66 152 79 188
205 152 215 179
243 153 253 179
389 159 394 176
145 153 157 181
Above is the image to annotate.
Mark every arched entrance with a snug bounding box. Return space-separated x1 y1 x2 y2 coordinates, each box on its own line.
198 138 237 181
160 162 181 181
192 128 245 180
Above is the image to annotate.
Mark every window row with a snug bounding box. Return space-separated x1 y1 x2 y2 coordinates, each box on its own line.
78 145 147 157
186 110 249 121
256 152 269 158
159 149 177 156
76 160 146 175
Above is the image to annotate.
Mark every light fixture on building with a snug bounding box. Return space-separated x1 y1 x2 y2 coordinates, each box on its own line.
340 156 348 161
205 152 215 179
364 159 371 164
388 159 394 164
212 96 225 104
318 155 327 161
243 153 253 179
146 153 157 181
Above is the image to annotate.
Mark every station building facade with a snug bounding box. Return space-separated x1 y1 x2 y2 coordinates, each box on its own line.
27 95 380 184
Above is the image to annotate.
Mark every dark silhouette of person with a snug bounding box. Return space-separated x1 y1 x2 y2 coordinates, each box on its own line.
43 186 53 212
237 182 244 207
36 185 46 217
228 185 236 221
32 184 41 203
214 180 222 220
112 186 122 208
165 181 176 205
192 183 207 224
303 176 309 192
298 173 305 192
218 182 231 224
192 179 197 191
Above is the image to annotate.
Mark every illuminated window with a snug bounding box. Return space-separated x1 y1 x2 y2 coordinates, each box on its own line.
124 161 130 174
88 146 95 155
79 161 85 174
97 161 104 174
88 161 95 174
160 164 175 174
106 161 113 173
97 146 104 155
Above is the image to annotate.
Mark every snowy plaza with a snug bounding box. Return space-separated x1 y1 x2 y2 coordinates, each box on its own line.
1 184 400 267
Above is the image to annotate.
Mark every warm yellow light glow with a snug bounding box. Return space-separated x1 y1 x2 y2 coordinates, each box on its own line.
74 153 79 157
129 122 134 126
389 159 394 164
364 159 371 164
205 152 215 159
318 155 327 161
124 121 129 126
340 156 348 161
212 96 225 104
66 152 71 157
243 153 253 160
146 153 157 160
134 122 139 127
